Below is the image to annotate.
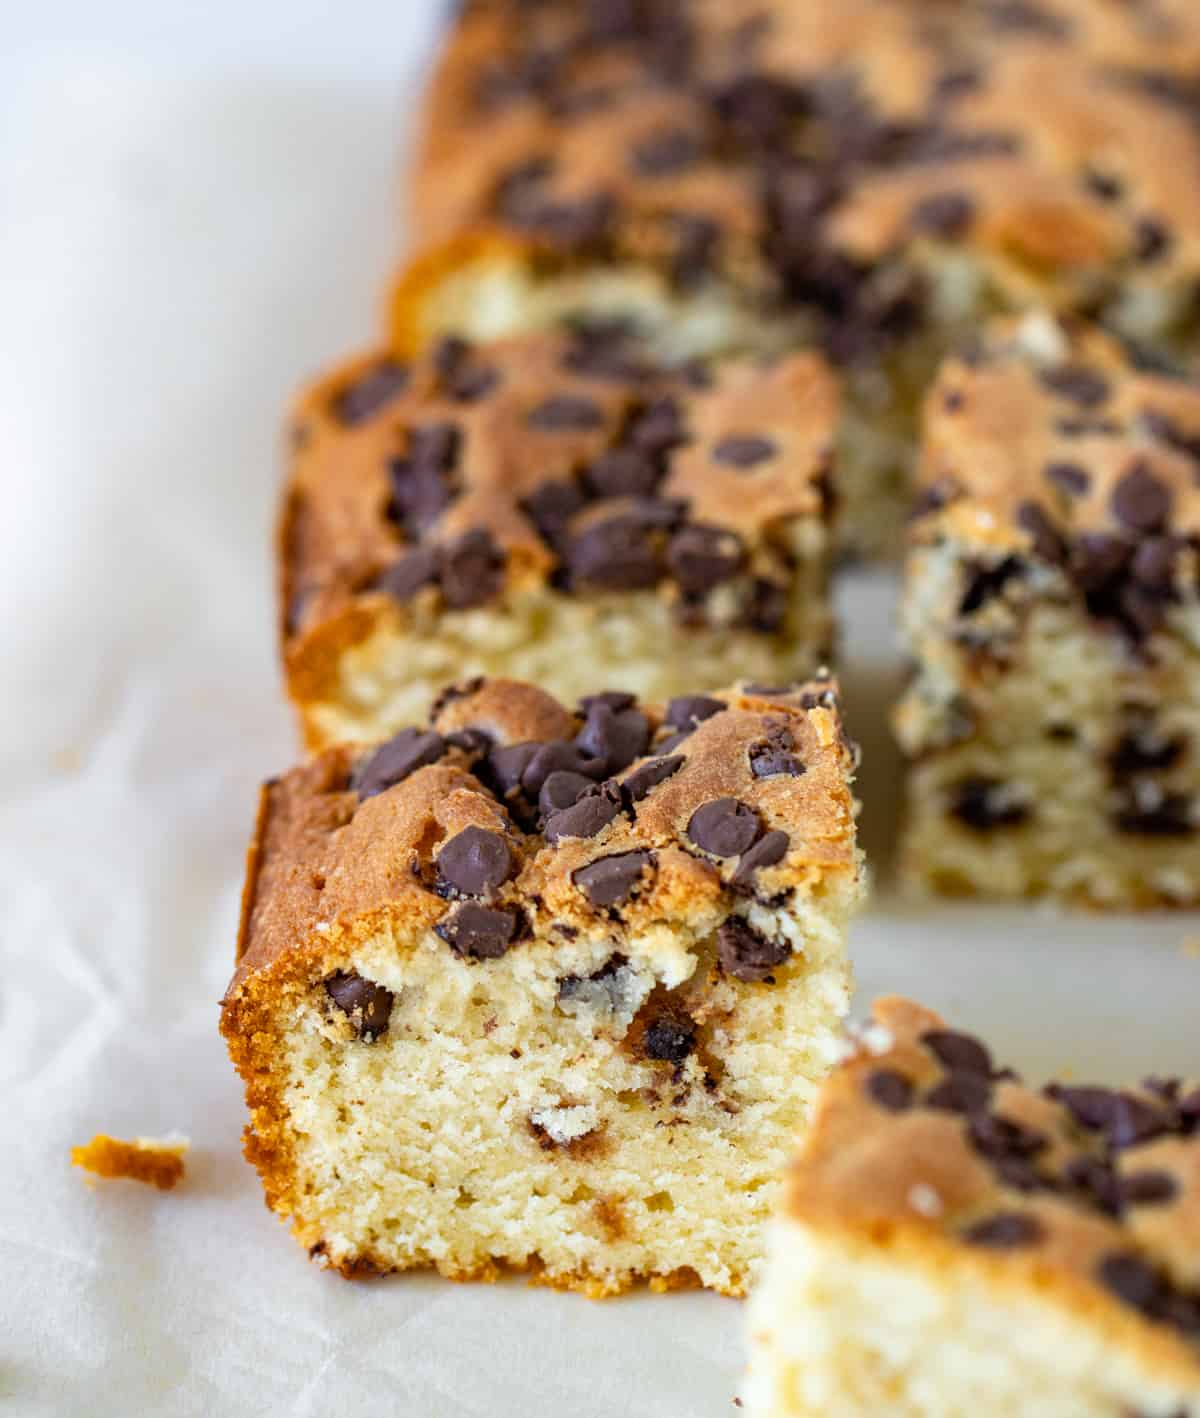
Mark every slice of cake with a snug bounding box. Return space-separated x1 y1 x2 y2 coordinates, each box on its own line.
283 325 838 751
896 312 1200 906
746 996 1200 1417
221 675 862 1296
396 0 1200 556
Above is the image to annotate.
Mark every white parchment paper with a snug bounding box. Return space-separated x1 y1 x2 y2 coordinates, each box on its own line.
3 21 1198 1416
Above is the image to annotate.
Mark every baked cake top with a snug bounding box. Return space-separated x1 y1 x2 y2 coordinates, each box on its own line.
283 326 837 645
228 675 859 1000
912 313 1200 648
414 0 1200 359
786 996 1200 1384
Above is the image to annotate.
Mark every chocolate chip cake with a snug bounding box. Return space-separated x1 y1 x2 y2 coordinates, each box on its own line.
895 312 1200 905
283 326 838 750
746 996 1200 1418
397 0 1200 556
221 675 862 1295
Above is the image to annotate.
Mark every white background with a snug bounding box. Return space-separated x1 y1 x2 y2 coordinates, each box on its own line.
2 5 1198 1413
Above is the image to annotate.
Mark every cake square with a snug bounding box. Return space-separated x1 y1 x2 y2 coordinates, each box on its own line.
746 996 1200 1417
396 0 1200 556
896 312 1200 905
221 675 862 1296
283 325 838 751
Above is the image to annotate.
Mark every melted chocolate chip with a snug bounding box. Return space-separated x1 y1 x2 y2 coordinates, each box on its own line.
1097 1251 1163 1316
750 724 805 779
958 556 1023 615
488 742 540 798
325 972 394 1039
623 754 684 801
711 434 777 468
566 513 663 590
910 190 974 238
353 729 445 799
731 829 789 890
717 918 790 982
865 1069 914 1113
1016 500 1067 564
1111 462 1171 534
925 1071 992 1114
334 361 409 424
667 524 745 594
1120 1170 1178 1206
949 777 1030 831
521 480 587 550
1039 365 1110 409
436 826 515 897
665 695 725 730
436 903 521 960
687 797 761 857
528 395 605 432
573 849 653 907
378 546 441 602
522 740 605 797
440 529 505 609
544 783 622 843
576 701 651 774
922 1030 993 1076
538 769 596 820
584 446 661 500
1043 460 1091 497
1050 1086 1168 1149
962 1212 1043 1248
643 1015 696 1064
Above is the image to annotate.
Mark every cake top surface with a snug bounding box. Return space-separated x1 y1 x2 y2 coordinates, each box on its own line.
414 0 1200 354
786 996 1200 1376
229 675 859 997
912 313 1200 646
283 326 837 641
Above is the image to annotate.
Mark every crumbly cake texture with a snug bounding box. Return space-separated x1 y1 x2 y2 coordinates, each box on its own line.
283 325 837 749
746 996 1200 1418
71 1134 189 1191
397 0 1200 556
896 312 1200 905
221 675 862 1296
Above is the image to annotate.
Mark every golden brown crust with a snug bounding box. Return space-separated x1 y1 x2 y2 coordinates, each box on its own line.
784 996 1200 1388
70 1134 188 1191
224 674 859 1000
409 0 1200 343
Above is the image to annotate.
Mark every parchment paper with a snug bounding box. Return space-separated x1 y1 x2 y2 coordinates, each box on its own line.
3 27 1198 1417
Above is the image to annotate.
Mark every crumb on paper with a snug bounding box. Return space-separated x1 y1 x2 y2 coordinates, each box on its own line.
71 1133 189 1191
733 1399 744 1409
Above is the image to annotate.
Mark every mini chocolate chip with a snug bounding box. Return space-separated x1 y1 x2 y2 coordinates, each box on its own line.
632 127 701 176
910 190 974 238
1111 461 1171 534
712 434 777 468
1017 500 1068 563
353 728 445 799
1039 365 1110 408
667 524 745 594
539 769 596 819
528 395 605 431
925 1071 992 1114
950 777 1030 830
665 695 725 730
325 972 394 1039
962 1213 1043 1248
436 825 514 897
436 903 520 959
544 784 622 842
749 745 805 778
717 918 790 982
643 1015 696 1064
573 849 653 907
566 513 662 590
1097 1252 1163 1315
731 829 789 890
865 1069 914 1112
334 361 409 424
576 702 651 773
687 797 761 857
439 529 505 609
1121 1170 1178 1206
922 1029 993 1076
378 545 441 602
623 754 684 801
1044 460 1091 497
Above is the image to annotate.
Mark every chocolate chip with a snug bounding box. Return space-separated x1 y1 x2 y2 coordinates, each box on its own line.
731 829 789 890
1064 1155 1122 1215
1130 537 1179 594
744 578 788 633
1141 408 1200 465
436 826 514 897
910 475 963 520
334 361 409 424
1044 461 1091 497
1121 1170 1178 1206
962 1213 1043 1249
544 783 622 843
439 529 505 609
925 1071 992 1114
576 702 651 773
687 797 761 857
910 191 974 238
1039 365 1110 408
521 480 586 549
579 691 637 713
1050 1086 1168 1148
539 769 596 819
353 728 445 799
949 777 1030 830
1097 1252 1164 1316
632 127 701 176
584 447 661 500
488 742 540 798
436 903 520 959
623 754 684 801
717 918 790 982
968 1111 1046 1162
749 734 805 779
1111 462 1172 534
665 695 725 730
573 849 653 907
712 434 777 468
378 546 440 602
325 971 394 1039
1109 721 1184 776
958 556 1023 615
667 524 745 594
628 397 688 457
922 1030 993 1076
643 1015 696 1064
566 513 662 590
522 740 605 796
1016 500 1067 563
1135 216 1170 264
670 212 720 289
865 1069 914 1112
528 395 605 431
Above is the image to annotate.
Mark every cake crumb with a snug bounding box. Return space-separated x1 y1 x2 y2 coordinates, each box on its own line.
71 1133 189 1191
